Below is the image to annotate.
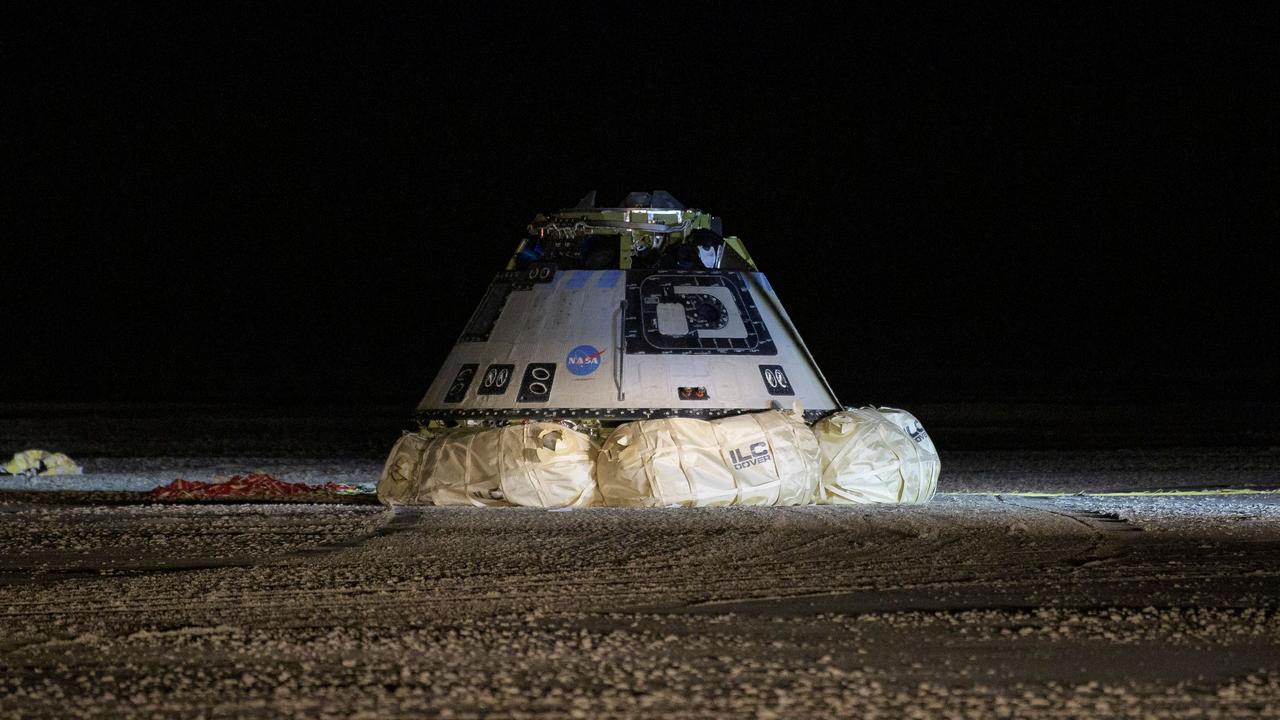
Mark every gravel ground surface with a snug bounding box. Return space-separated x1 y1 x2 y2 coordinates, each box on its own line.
1 404 1277 717
1 490 1278 718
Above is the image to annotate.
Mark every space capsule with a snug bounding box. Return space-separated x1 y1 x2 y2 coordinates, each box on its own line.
415 190 841 424
378 192 939 509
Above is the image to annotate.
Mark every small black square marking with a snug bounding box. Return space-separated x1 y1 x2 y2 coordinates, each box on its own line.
517 363 556 403
444 364 478 403
476 364 515 395
758 365 794 396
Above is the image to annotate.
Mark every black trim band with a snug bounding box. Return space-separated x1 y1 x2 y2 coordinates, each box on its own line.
414 407 831 425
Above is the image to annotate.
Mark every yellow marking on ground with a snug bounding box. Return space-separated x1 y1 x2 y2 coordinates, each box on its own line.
946 488 1280 498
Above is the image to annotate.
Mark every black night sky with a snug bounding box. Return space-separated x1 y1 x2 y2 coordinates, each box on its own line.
5 5 1276 407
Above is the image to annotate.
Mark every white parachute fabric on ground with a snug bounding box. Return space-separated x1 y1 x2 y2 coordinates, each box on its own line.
813 407 940 504
378 424 598 508
2 450 83 477
596 410 820 507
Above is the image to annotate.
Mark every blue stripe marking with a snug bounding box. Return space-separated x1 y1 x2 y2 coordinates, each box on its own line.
565 271 593 289
595 270 622 288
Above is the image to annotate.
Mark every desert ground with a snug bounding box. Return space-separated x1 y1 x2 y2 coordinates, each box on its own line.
1 403 1277 718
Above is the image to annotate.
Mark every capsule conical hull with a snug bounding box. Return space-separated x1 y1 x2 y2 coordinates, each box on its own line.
417 267 839 424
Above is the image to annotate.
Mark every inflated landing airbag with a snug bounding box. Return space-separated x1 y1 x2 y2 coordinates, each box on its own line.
378 423 598 508
596 410 820 507
379 408 939 509
812 408 939 504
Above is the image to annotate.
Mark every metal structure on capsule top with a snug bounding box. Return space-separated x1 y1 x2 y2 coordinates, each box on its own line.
416 191 840 426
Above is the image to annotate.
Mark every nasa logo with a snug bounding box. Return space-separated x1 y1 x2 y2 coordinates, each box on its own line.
565 344 605 376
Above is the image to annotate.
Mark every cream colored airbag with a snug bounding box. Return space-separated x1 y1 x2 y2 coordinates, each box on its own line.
596 410 820 507
378 423 598 508
813 407 939 504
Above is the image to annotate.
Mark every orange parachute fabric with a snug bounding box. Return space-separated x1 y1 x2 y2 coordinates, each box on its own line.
151 473 348 499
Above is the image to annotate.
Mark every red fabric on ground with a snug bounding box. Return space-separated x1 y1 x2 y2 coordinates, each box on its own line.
151 473 345 499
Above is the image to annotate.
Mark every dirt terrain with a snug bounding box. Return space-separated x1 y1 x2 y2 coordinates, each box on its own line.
1 404 1277 717
0 490 1276 718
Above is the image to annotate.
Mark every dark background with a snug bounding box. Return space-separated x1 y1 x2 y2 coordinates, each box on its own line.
4 5 1276 408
